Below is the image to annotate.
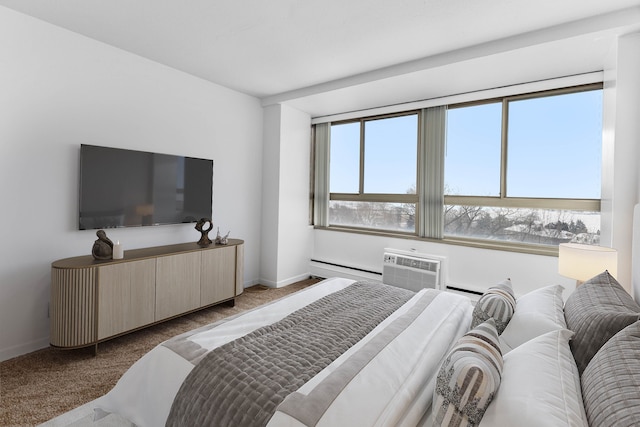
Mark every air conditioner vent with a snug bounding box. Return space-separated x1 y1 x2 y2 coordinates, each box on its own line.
395 256 438 273
382 250 444 292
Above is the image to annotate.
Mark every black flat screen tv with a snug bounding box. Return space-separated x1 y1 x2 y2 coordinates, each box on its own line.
79 144 213 230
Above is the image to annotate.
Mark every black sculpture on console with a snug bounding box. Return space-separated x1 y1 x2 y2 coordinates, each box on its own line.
91 230 113 260
195 218 213 247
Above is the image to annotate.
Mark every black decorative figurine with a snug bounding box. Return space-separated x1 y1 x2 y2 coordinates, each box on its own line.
195 218 213 247
91 230 114 260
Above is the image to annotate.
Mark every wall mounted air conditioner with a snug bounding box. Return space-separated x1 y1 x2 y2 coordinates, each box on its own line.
382 249 444 292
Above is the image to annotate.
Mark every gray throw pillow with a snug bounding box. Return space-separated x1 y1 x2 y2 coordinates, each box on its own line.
581 321 640 427
564 270 640 374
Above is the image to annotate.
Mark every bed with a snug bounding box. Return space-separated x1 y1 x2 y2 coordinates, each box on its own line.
40 260 640 427
40 277 473 427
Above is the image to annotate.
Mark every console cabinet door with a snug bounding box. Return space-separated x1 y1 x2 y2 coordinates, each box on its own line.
97 259 155 340
201 246 236 306
155 252 201 321
128 259 156 329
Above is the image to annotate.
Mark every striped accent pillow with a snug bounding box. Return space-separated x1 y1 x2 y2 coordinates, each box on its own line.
471 279 516 334
433 319 503 427
582 321 640 427
564 270 640 374
488 280 516 308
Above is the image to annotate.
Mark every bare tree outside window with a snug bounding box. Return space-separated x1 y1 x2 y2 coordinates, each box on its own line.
444 205 600 245
330 201 416 233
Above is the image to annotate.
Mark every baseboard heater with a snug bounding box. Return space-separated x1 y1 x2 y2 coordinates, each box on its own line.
445 286 483 296
309 259 382 282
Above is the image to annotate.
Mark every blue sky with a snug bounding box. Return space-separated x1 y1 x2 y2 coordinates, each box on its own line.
330 89 602 199
330 115 418 194
446 90 602 198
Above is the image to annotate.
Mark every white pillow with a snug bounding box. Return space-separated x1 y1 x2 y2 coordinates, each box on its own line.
499 284 566 353
479 329 588 427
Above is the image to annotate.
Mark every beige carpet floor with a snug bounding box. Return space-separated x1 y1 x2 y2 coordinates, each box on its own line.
0 279 320 427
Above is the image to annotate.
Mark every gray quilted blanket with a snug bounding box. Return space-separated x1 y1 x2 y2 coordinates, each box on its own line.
165 281 414 427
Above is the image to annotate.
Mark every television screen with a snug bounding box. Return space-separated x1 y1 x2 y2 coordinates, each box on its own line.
79 144 213 230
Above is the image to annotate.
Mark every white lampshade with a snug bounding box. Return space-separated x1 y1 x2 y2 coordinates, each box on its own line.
558 243 618 282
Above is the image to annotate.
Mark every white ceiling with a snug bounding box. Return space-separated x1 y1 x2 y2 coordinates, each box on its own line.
2 0 640 117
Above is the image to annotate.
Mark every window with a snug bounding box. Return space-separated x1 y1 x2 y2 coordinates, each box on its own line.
444 87 602 246
314 84 603 252
328 113 418 232
445 102 502 197
506 91 601 199
329 122 360 193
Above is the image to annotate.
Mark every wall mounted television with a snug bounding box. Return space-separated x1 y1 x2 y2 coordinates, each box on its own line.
79 144 213 230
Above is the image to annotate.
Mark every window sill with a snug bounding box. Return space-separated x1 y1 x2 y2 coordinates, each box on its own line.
313 225 559 257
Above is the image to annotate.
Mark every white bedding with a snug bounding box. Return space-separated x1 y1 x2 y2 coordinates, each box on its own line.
40 277 472 427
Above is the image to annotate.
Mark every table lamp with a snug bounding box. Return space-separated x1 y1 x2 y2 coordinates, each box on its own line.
558 243 618 286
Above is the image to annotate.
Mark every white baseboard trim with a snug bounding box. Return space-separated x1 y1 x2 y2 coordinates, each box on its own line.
0 336 50 362
258 272 313 288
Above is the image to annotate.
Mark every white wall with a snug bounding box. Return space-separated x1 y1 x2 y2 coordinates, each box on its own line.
260 104 313 286
0 7 264 361
606 32 640 299
275 105 313 285
602 32 640 294
260 105 281 284
611 33 640 292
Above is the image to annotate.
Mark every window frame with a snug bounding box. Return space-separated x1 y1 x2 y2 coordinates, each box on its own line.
444 84 602 245
315 83 603 255
328 111 421 235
